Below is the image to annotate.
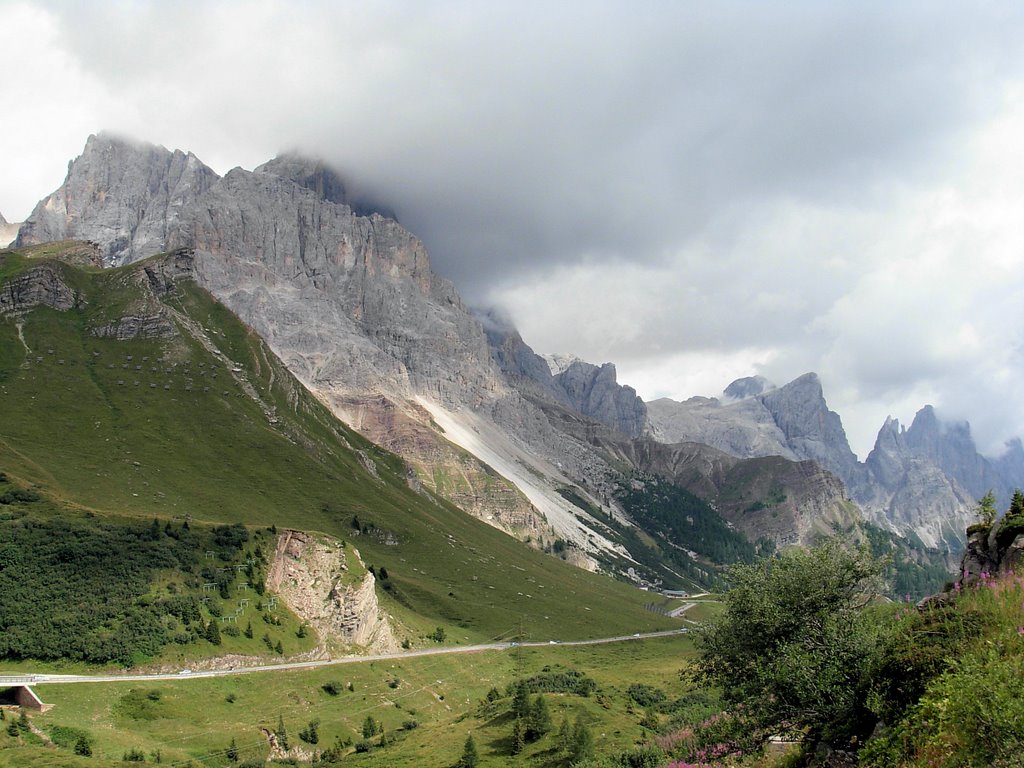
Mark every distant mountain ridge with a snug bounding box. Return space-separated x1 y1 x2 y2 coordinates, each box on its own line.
648 374 1024 548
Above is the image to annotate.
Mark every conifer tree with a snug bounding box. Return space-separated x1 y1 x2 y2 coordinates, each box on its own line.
511 679 530 719
527 694 551 739
226 738 239 762
557 715 572 752
74 735 92 756
570 717 594 762
206 619 221 645
458 733 479 768
276 715 289 751
510 718 526 755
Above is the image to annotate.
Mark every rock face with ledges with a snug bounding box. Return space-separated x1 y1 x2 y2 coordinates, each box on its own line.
0 263 79 315
552 361 647 439
484 315 646 438
185 165 498 405
268 530 397 652
16 133 218 266
647 372 1024 548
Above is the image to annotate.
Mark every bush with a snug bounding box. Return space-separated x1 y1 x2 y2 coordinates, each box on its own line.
627 683 667 708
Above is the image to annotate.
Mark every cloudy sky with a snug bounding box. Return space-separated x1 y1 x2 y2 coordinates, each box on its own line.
3 0 1024 457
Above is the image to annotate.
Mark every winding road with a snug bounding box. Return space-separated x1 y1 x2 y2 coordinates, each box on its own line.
3 628 690 686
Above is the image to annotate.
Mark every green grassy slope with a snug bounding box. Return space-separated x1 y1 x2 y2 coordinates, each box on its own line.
1 634 699 767
0 244 676 653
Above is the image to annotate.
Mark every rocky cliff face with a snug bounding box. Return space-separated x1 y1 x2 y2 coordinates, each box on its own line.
0 245 192 341
267 530 397 652
484 315 646 438
16 133 218 265
255 154 397 220
647 373 1023 549
958 517 1024 587
647 372 862 487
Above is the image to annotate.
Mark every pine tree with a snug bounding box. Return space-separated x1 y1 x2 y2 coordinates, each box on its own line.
276 715 289 751
977 490 998 525
206 619 222 645
74 735 92 756
557 715 571 752
244 621 254 639
459 733 479 768
526 694 551 740
275 639 284 654
510 718 526 755
362 715 379 739
226 738 239 763
1010 488 1024 517
570 717 594 762
511 679 530 719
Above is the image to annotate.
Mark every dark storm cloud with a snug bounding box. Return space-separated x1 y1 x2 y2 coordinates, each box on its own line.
22 1 1021 293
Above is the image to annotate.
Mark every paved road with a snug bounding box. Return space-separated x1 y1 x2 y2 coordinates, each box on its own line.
3 629 689 686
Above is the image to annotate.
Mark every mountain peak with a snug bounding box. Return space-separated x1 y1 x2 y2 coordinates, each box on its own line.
723 375 775 400
256 153 397 220
16 134 219 265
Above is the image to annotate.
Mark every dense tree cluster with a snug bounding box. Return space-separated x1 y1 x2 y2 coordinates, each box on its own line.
0 512 252 664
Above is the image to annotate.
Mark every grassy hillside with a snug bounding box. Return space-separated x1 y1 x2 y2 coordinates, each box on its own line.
0 634 702 767
0 244 677 661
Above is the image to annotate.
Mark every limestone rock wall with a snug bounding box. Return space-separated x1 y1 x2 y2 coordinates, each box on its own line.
268 530 397 653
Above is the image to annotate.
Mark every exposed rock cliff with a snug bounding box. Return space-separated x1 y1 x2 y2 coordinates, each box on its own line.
0 262 80 315
646 372 1023 549
267 530 397 653
958 515 1024 586
256 153 398 220
484 315 646 438
16 133 218 265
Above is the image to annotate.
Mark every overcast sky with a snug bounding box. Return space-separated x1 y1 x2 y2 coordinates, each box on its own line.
4 0 1024 458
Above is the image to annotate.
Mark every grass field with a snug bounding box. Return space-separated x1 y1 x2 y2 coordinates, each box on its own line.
1 634 701 767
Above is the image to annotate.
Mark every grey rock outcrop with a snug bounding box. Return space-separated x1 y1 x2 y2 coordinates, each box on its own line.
724 375 774 400
483 314 646 438
647 373 860 485
552 361 646 439
953 513 1024 589
647 371 1024 549
186 165 496 404
0 263 79 315
759 373 866 492
16 133 218 266
255 154 398 220
267 530 397 652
